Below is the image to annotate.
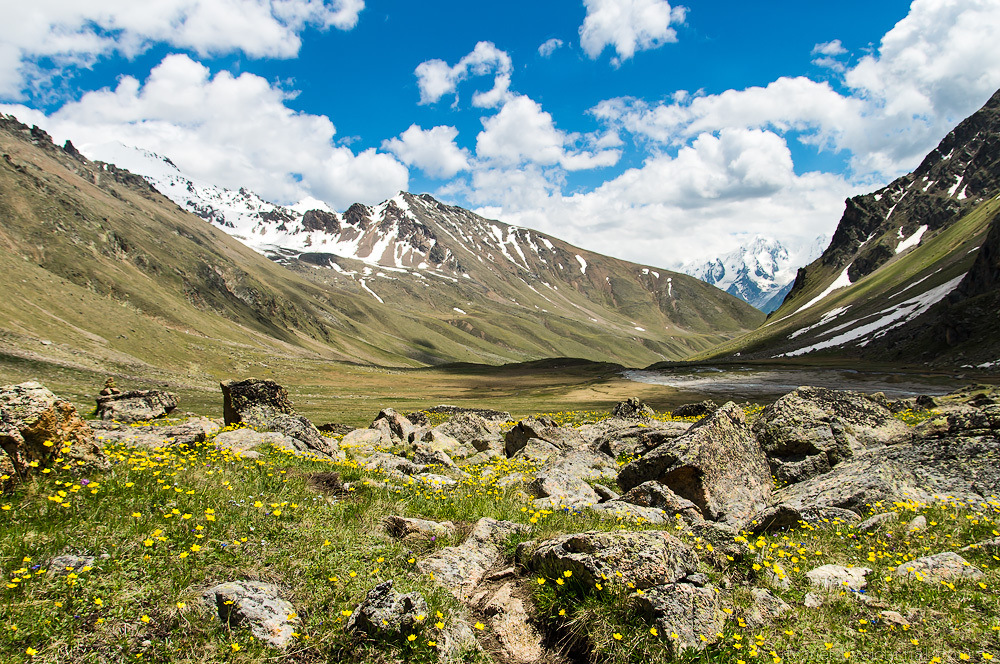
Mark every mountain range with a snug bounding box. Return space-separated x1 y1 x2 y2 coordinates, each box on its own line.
683 235 828 313
0 115 762 388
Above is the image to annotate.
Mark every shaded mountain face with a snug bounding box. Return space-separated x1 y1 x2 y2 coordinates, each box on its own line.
688 88 1000 368
685 236 826 313
0 116 763 379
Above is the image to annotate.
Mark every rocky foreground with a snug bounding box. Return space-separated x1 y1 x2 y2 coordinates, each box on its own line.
1 379 999 663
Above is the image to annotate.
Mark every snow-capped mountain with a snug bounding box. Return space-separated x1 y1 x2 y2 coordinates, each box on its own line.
685 236 827 313
74 140 763 365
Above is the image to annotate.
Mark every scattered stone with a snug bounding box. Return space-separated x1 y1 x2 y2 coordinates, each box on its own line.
748 587 791 626
0 381 107 477
763 563 791 591
316 422 355 436
592 483 620 502
893 552 985 583
591 420 691 458
371 408 417 444
412 444 456 467
618 402 771 528
907 515 927 531
419 518 530 599
341 428 389 455
384 516 457 544
589 500 669 524
960 536 1000 553
611 397 655 420
513 438 561 463
857 512 897 532
202 581 297 649
806 564 872 591
364 452 426 477
47 554 95 576
632 582 722 655
671 400 718 419
879 610 910 627
95 390 178 422
528 530 699 590
212 428 310 456
346 580 429 639
803 592 824 608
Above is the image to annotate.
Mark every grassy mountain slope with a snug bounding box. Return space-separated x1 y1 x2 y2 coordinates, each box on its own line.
0 116 762 384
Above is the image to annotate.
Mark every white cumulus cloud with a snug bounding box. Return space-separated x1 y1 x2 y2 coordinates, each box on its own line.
538 38 565 57
475 94 621 170
3 53 406 209
579 0 686 62
0 0 365 99
382 124 470 179
414 41 513 108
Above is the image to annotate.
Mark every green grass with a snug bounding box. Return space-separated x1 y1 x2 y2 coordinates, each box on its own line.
2 409 998 663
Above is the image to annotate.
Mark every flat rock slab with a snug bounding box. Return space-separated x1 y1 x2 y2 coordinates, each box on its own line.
418 518 529 599
528 530 699 590
806 564 872 591
893 552 985 583
471 581 545 664
202 581 297 649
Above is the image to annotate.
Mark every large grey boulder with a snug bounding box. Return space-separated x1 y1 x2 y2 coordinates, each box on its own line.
346 580 428 639
893 552 984 583
202 581 297 649
95 390 178 422
213 428 316 457
806 564 871 591
371 408 417 444
619 481 704 524
92 417 220 448
527 449 616 508
527 530 699 590
588 419 691 458
753 386 908 485
1 381 107 478
470 581 545 664
433 412 504 452
617 402 771 528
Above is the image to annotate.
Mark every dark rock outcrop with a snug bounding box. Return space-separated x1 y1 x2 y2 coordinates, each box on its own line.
611 397 654 420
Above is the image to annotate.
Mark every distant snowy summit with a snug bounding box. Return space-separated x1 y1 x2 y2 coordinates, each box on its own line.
684 236 828 313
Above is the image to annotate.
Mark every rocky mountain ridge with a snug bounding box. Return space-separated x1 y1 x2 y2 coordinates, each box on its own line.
692 88 1000 367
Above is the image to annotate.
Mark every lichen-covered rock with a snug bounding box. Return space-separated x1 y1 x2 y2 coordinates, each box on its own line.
631 582 722 655
618 402 771 528
748 588 791 626
470 581 545 664
384 515 456 543
753 387 908 485
857 512 897 532
527 449 615 507
528 530 699 590
212 428 318 457
0 381 107 478
671 400 718 419
202 581 297 648
748 504 859 533
893 552 985 583
504 417 587 457
92 418 220 448
590 419 691 458
806 564 872 591
371 408 417 444
346 580 428 639
95 389 178 422
418 518 530 599
619 481 704 523
432 412 504 452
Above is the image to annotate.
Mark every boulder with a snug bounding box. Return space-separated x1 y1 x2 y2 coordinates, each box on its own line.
432 412 504 452
95 390 178 422
591 420 691 458
632 582 722 655
589 501 669 524
527 449 616 508
747 588 791 627
753 387 908 485
213 429 317 457
748 504 860 533
364 453 426 477
857 512 897 532
341 428 389 456
384 516 456 543
617 402 771 528
513 438 561 463
346 580 428 639
671 400 718 419
610 397 655 420
219 379 337 459
618 481 704 524
528 530 699 590
0 381 107 477
418 518 530 599
202 581 297 649
806 564 871 591
371 408 417 444
893 552 984 583
504 417 587 457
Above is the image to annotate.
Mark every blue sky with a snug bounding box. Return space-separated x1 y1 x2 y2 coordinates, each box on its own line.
3 0 1000 268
